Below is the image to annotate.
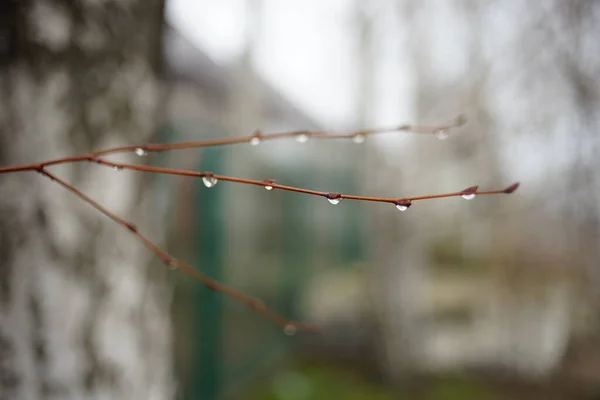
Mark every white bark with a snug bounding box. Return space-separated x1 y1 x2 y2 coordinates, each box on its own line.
0 1 173 399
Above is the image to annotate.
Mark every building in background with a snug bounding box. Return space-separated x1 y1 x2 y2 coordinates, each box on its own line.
160 23 368 399
162 0 600 396
368 0 598 382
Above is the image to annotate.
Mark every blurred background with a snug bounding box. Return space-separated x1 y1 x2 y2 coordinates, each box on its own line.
1 0 600 399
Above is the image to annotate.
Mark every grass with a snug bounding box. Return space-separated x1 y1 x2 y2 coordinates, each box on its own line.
243 360 494 400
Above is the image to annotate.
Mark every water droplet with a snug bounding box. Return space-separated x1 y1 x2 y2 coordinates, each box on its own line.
435 129 448 140
112 165 123 172
168 261 177 270
326 193 343 205
295 133 309 143
394 200 411 211
352 134 365 144
460 186 478 200
250 136 261 146
134 147 148 156
202 175 218 188
284 324 297 336
263 179 275 191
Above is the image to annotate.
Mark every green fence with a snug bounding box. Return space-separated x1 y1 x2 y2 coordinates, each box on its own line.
158 122 365 400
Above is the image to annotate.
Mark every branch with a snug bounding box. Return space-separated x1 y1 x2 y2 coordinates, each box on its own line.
37 168 319 334
88 158 519 208
0 115 466 174
0 116 519 334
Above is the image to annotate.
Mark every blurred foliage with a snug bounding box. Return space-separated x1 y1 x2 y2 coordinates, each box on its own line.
428 235 489 273
431 305 475 326
244 363 399 400
243 361 495 400
423 376 492 400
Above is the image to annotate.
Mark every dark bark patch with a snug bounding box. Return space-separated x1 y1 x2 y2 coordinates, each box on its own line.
0 208 15 307
0 0 22 66
0 330 20 399
35 204 48 229
30 294 47 364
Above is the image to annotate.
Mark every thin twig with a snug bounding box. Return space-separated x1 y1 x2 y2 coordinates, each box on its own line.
38 168 319 333
0 115 465 174
89 158 519 207
0 116 519 333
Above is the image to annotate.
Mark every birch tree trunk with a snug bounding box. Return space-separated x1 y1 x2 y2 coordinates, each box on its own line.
0 1 173 399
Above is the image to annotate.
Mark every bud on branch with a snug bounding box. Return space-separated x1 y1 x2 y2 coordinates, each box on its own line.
0 116 519 333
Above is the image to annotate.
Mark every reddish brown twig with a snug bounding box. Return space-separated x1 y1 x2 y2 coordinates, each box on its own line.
0 115 465 174
88 158 519 207
37 168 319 333
0 116 519 333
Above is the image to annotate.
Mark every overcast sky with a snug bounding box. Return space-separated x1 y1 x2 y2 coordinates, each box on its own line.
166 0 562 189
166 0 362 128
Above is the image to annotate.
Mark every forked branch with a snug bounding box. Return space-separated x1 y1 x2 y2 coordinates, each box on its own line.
0 116 519 334
0 115 466 173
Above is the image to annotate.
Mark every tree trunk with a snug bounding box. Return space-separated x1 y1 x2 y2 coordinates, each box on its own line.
0 1 173 399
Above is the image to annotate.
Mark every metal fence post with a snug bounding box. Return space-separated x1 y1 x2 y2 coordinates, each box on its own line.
191 146 225 400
